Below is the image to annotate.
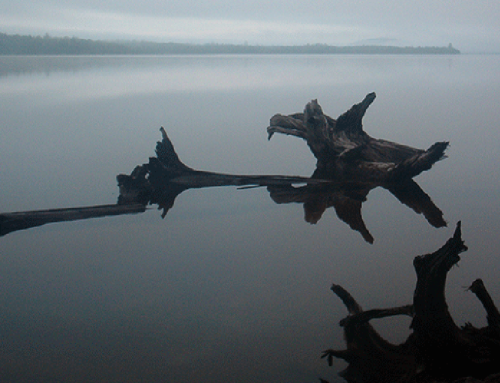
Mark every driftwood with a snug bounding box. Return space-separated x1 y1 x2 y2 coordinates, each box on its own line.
118 92 449 241
117 127 330 216
0 94 447 240
0 128 326 237
3 95 493 383
321 222 500 383
118 127 446 243
0 204 145 237
119 92 448 213
268 93 448 181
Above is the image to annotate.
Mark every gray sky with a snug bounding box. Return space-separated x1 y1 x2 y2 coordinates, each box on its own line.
1 0 499 52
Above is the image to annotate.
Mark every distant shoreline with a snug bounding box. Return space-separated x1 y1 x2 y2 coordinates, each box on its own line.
0 32 460 55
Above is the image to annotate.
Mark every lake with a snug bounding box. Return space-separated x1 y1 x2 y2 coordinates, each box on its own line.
1 54 499 382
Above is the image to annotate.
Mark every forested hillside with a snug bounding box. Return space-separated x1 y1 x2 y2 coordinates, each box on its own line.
0 32 461 55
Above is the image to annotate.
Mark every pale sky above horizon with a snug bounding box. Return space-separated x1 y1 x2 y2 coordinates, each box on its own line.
1 0 499 52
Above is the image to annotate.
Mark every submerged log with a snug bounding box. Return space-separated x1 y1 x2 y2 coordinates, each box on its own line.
119 127 446 241
117 127 331 218
0 94 448 238
0 204 145 237
268 93 448 181
322 222 500 382
0 128 327 236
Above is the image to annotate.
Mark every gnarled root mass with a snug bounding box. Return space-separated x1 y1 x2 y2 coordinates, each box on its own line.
322 222 500 383
268 93 448 181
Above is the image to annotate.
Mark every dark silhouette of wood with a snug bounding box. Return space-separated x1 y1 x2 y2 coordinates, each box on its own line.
268 93 448 181
321 222 500 383
0 204 145 237
0 128 326 236
268 178 445 244
0 94 448 238
120 127 446 242
117 127 331 218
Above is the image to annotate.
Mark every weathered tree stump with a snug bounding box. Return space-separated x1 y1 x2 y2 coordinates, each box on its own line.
322 222 500 383
268 93 448 181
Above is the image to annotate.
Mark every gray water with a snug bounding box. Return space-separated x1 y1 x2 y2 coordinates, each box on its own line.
0 54 499 382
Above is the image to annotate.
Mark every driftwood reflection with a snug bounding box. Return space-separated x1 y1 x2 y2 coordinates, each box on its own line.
1 93 447 240
268 179 445 244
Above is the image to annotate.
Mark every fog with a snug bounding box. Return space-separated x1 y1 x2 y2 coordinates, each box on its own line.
1 0 500 52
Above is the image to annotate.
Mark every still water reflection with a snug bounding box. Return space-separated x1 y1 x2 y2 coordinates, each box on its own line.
0 55 499 382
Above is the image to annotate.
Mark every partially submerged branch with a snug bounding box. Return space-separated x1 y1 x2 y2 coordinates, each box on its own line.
323 223 500 382
0 204 145 237
468 279 500 331
0 94 449 239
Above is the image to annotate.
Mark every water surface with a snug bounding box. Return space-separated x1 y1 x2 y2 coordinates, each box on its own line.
1 54 499 382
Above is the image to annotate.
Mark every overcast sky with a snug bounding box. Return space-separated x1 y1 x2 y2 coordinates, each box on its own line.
1 0 499 52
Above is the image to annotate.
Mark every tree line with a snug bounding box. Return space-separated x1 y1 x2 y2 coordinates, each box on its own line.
0 32 461 55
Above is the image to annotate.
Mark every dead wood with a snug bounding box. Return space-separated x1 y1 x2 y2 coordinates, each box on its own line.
0 128 327 236
117 127 331 218
120 127 446 240
1 112 447 239
322 223 500 383
0 94 449 237
0 204 145 237
468 279 500 332
268 93 448 181
115 127 447 243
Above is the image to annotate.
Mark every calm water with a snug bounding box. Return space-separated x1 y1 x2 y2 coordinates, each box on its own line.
1 54 499 382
